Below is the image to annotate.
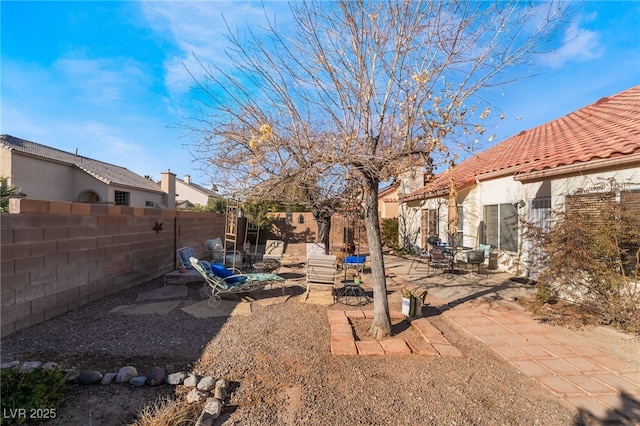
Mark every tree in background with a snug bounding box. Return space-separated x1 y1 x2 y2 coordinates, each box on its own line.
188 0 569 338
1 176 21 213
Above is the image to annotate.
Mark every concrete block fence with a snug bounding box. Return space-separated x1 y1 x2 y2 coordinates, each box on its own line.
0 199 225 336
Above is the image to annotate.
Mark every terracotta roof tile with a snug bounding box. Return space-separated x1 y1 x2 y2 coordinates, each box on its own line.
402 86 640 201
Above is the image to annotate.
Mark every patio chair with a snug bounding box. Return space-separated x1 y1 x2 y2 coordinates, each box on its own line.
427 248 454 277
305 254 337 301
342 255 366 279
177 247 198 269
190 257 285 307
466 250 487 276
409 246 430 271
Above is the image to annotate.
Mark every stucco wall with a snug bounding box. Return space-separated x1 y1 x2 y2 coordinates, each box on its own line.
0 199 225 336
9 155 77 201
175 180 210 206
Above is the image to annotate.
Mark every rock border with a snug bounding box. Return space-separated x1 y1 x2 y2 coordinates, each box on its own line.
1 361 229 424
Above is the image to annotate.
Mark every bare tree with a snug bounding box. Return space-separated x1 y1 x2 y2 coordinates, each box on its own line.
188 0 569 338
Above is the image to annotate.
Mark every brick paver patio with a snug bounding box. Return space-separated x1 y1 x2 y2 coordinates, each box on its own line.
327 255 640 423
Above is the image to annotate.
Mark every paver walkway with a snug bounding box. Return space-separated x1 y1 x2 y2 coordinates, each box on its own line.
387 256 640 424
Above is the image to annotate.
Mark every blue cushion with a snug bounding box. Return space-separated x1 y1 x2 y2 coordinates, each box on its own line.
478 244 492 257
344 255 366 264
209 263 246 284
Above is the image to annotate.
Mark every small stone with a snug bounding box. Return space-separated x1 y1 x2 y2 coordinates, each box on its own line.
215 379 229 391
115 366 138 383
165 371 187 385
197 376 216 391
42 362 61 371
195 398 223 425
101 373 117 385
65 369 80 382
147 367 165 386
19 361 42 373
0 361 20 370
129 376 147 387
213 386 227 400
186 388 208 404
76 370 103 385
183 373 200 387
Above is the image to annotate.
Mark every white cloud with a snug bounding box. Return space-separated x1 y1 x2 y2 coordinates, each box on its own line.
139 1 291 97
539 18 604 68
53 56 149 104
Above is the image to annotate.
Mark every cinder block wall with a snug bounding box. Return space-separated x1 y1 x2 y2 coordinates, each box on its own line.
0 199 225 336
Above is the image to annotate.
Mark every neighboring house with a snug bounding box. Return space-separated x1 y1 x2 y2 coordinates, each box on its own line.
0 134 176 208
377 184 398 219
175 174 221 210
399 86 640 273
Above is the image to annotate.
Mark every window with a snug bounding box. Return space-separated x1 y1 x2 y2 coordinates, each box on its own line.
145 201 155 207
483 203 518 252
530 197 551 233
298 214 305 224
114 190 130 206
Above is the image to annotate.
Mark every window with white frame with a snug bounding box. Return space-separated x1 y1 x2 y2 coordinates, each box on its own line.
483 203 518 252
530 197 552 233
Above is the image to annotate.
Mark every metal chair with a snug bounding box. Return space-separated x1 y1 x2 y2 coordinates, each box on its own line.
466 250 487 275
427 248 454 277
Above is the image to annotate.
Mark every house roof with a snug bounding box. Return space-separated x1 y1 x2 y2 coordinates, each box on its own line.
176 177 219 198
402 85 640 201
1 134 163 193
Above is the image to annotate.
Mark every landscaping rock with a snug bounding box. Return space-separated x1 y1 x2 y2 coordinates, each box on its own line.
0 361 19 370
76 370 103 385
186 388 209 404
65 369 80 382
101 373 117 385
129 376 148 387
197 376 216 391
165 371 187 385
213 386 227 400
196 398 223 425
19 361 41 373
42 362 60 370
115 366 138 383
147 367 165 386
183 373 200 387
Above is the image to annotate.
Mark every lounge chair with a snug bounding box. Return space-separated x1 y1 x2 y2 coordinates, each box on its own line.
190 257 286 307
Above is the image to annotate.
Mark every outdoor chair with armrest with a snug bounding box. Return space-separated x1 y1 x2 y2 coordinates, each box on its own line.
428 248 454 278
465 250 487 276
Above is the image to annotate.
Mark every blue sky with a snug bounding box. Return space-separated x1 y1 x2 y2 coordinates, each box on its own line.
1 1 639 189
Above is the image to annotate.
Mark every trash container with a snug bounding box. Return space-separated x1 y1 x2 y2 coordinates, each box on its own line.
488 252 498 270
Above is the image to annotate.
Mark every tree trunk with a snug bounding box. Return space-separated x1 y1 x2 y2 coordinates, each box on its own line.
362 181 392 338
313 206 333 254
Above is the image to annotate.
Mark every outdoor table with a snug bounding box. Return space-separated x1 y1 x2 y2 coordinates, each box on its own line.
442 246 472 274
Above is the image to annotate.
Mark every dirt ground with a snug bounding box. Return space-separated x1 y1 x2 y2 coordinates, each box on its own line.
2 268 639 425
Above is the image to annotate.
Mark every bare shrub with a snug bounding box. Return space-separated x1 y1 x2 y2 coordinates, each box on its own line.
531 179 640 333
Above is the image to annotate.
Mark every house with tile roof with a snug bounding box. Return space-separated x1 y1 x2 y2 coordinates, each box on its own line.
0 134 176 209
398 85 640 273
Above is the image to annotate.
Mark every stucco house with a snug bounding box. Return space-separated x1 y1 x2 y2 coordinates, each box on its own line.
175 174 221 210
398 85 640 273
0 134 176 209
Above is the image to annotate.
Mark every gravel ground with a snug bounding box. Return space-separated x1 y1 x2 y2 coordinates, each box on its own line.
1 276 583 425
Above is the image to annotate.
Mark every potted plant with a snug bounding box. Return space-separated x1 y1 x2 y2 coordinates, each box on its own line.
401 287 428 317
